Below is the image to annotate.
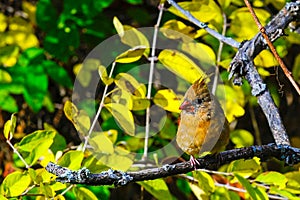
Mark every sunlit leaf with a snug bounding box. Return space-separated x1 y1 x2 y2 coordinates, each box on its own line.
182 42 216 70
73 187 98 200
138 179 173 200
3 113 17 141
2 171 31 197
254 50 278 68
98 65 114 85
230 129 254 148
229 7 270 40
113 17 150 56
97 147 133 171
194 171 215 194
168 1 222 30
161 20 197 39
90 132 114 154
153 89 181 113
0 45 19 67
255 171 287 189
228 158 261 178
115 46 146 63
188 182 207 199
16 130 56 152
0 13 7 32
113 16 124 37
104 103 135 136
22 1 37 25
216 85 245 123
64 100 90 135
158 49 206 83
58 150 84 170
235 174 268 200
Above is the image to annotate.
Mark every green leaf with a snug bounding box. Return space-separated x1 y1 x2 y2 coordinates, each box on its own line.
104 103 135 136
43 60 73 88
16 130 56 152
193 171 215 194
23 71 48 112
0 45 19 67
292 54 300 82
97 151 133 171
0 91 18 112
36 0 58 32
15 130 56 165
3 113 17 140
255 171 287 189
2 171 31 197
158 49 206 83
89 132 114 154
227 158 261 177
58 150 84 170
115 46 146 63
73 187 98 200
138 179 173 200
17 47 44 67
230 129 254 148
153 89 181 113
235 174 268 200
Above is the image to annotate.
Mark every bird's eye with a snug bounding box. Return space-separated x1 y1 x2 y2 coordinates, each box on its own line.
196 98 204 104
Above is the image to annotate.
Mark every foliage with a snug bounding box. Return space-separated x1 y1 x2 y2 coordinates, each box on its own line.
1 0 300 199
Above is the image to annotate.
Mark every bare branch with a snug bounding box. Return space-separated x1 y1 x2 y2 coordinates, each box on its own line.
46 144 300 186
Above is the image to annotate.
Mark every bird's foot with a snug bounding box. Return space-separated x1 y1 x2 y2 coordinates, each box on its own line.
190 155 200 170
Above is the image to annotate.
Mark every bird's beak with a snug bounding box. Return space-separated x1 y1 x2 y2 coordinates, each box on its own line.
179 100 192 110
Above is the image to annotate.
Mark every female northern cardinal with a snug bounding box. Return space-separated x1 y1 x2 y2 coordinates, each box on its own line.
176 78 229 167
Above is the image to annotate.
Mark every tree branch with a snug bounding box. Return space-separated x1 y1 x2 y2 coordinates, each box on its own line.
229 1 300 145
46 144 300 186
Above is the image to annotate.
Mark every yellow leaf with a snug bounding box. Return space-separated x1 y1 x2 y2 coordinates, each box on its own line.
63 100 90 136
104 103 135 136
254 50 278 68
113 17 150 56
182 42 216 70
0 13 7 32
216 85 245 123
153 89 181 113
115 73 146 97
161 20 197 39
168 1 222 29
98 65 113 85
113 16 124 37
0 69 12 83
99 153 133 171
115 46 146 63
90 132 114 154
229 8 270 40
131 96 150 111
158 49 206 83
22 1 37 25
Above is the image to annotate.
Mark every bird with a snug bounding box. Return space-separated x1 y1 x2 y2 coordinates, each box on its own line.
176 78 230 168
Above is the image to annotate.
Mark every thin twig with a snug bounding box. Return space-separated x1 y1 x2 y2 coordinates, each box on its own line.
212 12 227 95
244 0 300 95
142 3 165 161
6 140 30 169
167 0 240 48
82 62 116 152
